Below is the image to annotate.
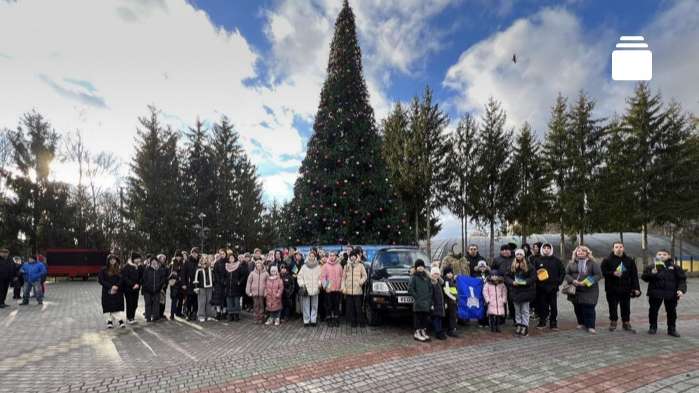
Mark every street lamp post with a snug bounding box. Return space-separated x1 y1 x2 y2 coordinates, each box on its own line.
194 212 208 253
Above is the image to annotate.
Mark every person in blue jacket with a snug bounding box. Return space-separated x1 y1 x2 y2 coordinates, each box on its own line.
20 256 47 305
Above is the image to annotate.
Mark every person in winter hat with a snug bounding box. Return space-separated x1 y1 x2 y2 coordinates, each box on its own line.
121 254 141 324
98 255 125 329
246 259 269 324
441 265 459 337
505 249 536 337
492 244 515 324
265 265 284 326
408 259 433 342
298 252 322 327
600 241 641 333
142 256 168 322
341 249 367 328
482 269 507 333
473 260 491 328
279 264 296 322
211 251 229 321
441 244 470 277
181 248 201 321
642 249 687 337
534 243 566 330
320 251 343 327
168 253 185 320
194 255 215 322
430 267 447 340
12 256 24 300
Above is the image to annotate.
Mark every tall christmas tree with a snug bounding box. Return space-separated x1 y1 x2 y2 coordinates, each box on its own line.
289 0 409 245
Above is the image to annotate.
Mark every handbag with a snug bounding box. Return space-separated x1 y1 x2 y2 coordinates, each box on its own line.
561 283 576 296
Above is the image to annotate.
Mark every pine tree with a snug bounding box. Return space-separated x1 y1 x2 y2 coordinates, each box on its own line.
445 114 479 253
183 118 216 241
507 122 550 245
5 111 76 253
543 94 570 258
623 83 667 263
290 0 410 245
473 98 513 261
126 106 183 253
566 92 604 245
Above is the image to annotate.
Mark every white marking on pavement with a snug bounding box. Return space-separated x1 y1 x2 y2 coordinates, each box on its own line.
3 310 18 327
176 318 218 338
143 327 197 361
131 329 157 356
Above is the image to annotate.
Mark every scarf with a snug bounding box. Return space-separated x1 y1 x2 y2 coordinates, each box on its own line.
226 261 240 273
576 258 588 280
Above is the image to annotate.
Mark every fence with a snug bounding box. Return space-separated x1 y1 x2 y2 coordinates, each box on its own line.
676 256 699 273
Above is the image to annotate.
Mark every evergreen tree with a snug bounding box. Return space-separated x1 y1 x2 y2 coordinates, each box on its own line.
622 83 668 263
445 113 479 253
543 94 571 257
507 122 550 245
565 91 604 244
126 106 183 253
593 117 638 241
473 98 513 261
5 111 76 253
290 0 410 245
183 118 216 243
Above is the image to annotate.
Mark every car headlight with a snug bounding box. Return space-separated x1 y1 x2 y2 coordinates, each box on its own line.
372 281 390 294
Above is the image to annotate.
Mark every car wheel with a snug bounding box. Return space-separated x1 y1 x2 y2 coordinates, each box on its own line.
365 305 382 326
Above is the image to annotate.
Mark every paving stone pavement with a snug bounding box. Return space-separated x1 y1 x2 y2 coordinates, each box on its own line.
0 279 697 393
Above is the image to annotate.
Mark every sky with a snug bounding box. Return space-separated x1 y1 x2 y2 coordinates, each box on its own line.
1 0 698 239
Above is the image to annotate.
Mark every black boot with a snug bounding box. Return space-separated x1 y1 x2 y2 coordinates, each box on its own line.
489 316 496 332
234 313 240 321
228 313 234 322
668 328 681 338
648 325 657 335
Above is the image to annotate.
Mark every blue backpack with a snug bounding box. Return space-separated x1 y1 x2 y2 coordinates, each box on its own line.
456 275 485 320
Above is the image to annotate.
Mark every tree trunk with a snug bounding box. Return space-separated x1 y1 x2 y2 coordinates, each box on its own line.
559 218 565 259
641 223 648 265
414 209 419 246
579 231 584 246
670 225 676 257
489 219 495 262
619 232 624 243
461 204 466 255
521 222 527 246
426 209 432 262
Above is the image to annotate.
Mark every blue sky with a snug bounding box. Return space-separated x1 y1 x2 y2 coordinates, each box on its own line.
1 0 698 238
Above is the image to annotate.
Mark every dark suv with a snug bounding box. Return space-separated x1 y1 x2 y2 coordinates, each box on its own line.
363 246 431 326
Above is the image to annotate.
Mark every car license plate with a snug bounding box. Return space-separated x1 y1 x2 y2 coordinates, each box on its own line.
397 296 414 304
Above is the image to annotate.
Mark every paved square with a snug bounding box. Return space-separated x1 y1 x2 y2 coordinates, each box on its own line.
1 279 698 393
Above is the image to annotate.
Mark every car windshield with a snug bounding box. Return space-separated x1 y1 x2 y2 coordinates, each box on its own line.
373 250 430 270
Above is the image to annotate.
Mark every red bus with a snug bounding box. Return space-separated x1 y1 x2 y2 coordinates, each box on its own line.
46 249 109 279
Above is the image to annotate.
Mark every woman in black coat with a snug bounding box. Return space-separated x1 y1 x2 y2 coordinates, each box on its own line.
98 254 125 329
211 253 229 320
505 249 537 337
224 254 248 321
121 253 142 324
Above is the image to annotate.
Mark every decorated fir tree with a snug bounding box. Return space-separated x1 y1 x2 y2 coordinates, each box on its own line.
289 0 410 245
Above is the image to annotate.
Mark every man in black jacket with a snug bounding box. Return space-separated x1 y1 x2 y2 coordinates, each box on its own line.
465 244 485 277
534 243 566 330
642 249 687 337
600 242 640 333
0 247 13 308
492 245 514 322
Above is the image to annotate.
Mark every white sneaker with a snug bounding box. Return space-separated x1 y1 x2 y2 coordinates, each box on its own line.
421 329 431 341
198 317 206 322
413 330 424 341
274 318 280 326
576 324 584 330
265 318 273 325
127 319 136 325
106 321 114 329
588 328 597 334
118 320 126 329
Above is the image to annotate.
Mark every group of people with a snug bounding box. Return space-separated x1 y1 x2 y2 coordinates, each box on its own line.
95 246 368 329
0 241 689 343
0 248 48 307
407 241 687 343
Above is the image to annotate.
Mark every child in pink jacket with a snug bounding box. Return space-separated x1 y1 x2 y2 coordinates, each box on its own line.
483 269 507 333
265 266 284 326
320 252 344 327
246 260 269 324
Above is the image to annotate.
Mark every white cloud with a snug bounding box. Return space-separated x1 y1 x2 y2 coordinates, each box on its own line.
260 171 298 202
442 2 699 136
0 0 303 200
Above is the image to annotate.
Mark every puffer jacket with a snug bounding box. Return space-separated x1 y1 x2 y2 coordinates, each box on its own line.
408 271 432 313
265 276 284 312
298 263 322 296
341 261 367 296
20 261 47 284
320 260 343 292
245 268 269 297
482 279 507 316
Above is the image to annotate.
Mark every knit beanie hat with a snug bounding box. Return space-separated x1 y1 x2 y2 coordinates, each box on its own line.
414 259 425 269
514 249 526 257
